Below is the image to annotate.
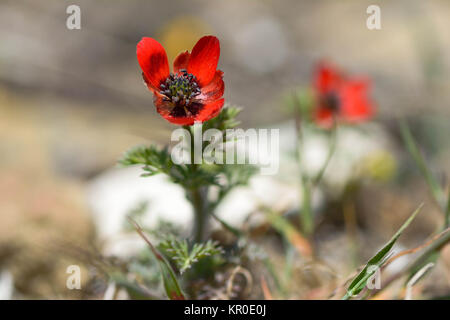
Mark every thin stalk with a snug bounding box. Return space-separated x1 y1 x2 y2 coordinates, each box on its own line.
296 115 337 236
301 177 314 236
282 243 295 285
312 121 337 189
263 258 285 296
295 112 313 236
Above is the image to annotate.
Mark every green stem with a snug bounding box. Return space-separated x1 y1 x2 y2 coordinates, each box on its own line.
191 187 208 243
184 125 210 243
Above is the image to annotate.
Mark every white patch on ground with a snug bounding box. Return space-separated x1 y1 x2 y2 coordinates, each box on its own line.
86 121 392 257
0 270 13 300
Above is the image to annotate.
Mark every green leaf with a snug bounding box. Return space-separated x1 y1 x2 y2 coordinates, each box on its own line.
129 218 185 300
159 235 224 274
342 204 423 300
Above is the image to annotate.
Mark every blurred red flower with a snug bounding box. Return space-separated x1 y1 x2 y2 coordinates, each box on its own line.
313 62 375 128
137 36 224 125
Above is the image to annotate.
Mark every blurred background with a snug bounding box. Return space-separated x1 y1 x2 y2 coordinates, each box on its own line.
1 0 450 299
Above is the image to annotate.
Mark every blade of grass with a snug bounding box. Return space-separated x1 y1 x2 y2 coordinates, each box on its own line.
368 227 450 299
260 275 273 300
384 227 450 267
265 209 313 258
263 258 285 296
210 211 242 237
129 217 185 300
342 204 423 300
399 120 450 284
399 120 444 206
445 189 450 228
404 263 435 300
407 226 450 278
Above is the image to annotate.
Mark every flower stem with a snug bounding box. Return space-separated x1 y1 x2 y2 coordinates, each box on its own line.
191 186 209 243
184 124 210 243
312 122 337 189
300 178 314 236
296 116 337 237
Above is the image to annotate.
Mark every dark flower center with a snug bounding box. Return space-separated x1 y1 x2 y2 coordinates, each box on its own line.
323 92 340 112
159 69 201 117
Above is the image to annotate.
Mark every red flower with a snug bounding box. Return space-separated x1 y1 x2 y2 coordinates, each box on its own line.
137 36 225 125
313 62 374 128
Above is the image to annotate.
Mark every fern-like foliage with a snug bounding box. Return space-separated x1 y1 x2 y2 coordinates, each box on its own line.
119 144 218 188
158 236 224 274
119 145 172 177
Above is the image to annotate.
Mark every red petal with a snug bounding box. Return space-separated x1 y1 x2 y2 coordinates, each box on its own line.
142 72 157 94
196 98 225 123
154 97 195 125
162 116 196 126
153 93 194 125
187 36 220 87
173 51 191 74
198 70 224 103
339 79 374 122
137 37 169 90
160 115 196 125
154 98 225 126
314 62 342 94
157 110 196 125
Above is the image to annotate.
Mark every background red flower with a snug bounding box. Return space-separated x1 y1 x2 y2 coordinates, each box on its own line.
313 62 375 128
